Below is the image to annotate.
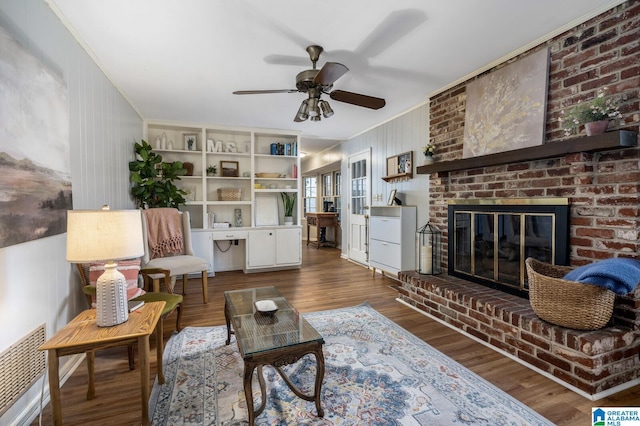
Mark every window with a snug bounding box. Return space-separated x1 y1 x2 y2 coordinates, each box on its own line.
319 171 341 220
321 173 333 212
304 177 317 214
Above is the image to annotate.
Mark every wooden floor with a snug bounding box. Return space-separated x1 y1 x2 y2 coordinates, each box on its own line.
34 245 639 425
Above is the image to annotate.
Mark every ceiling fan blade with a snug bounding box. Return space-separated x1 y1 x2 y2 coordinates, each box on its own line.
330 90 386 110
314 62 349 86
233 89 297 95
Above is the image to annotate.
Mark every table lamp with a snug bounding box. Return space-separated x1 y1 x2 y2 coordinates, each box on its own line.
66 207 144 327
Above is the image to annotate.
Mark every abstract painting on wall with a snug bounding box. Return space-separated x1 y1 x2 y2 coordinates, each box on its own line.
463 48 549 158
0 24 72 249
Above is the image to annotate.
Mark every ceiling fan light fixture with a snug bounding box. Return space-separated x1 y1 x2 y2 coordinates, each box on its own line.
311 115 321 122
307 97 319 117
320 100 334 118
296 99 309 121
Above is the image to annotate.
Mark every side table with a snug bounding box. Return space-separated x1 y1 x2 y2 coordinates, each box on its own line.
305 212 339 248
39 301 165 426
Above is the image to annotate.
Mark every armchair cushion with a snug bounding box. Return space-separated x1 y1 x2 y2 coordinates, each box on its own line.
144 255 208 277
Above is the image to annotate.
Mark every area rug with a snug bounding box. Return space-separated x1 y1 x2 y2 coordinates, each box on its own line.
149 303 553 425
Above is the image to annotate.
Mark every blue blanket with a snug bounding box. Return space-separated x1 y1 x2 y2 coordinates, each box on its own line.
563 258 640 295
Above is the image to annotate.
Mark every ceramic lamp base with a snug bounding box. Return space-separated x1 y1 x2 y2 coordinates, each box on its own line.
95 262 129 327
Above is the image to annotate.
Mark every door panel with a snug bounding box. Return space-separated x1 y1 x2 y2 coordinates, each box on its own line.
348 150 370 265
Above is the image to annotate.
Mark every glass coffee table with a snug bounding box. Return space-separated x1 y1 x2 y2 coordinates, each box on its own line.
224 286 325 425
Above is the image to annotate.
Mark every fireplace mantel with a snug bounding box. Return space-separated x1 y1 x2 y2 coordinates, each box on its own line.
416 130 637 176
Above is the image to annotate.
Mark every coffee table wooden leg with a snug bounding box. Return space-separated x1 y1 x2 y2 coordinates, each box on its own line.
224 301 231 345
272 344 325 417
313 345 325 417
86 350 96 400
243 363 256 426
139 335 151 426
48 350 62 426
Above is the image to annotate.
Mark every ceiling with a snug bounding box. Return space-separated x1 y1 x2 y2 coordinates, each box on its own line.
47 0 621 156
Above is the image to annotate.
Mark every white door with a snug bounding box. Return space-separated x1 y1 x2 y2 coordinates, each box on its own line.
348 150 370 265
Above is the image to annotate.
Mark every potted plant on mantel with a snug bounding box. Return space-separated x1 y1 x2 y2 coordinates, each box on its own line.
129 139 187 209
280 192 296 225
559 87 623 137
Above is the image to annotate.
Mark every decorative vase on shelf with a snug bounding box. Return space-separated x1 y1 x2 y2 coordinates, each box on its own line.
584 120 609 136
284 216 294 225
423 156 434 165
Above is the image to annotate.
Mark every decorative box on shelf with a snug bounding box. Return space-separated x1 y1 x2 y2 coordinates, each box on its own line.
217 188 242 201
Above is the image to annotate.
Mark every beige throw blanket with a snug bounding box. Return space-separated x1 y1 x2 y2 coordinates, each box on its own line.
144 208 184 259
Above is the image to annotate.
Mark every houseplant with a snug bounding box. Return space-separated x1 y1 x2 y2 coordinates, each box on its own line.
129 139 187 208
422 144 435 165
560 88 622 136
206 165 217 176
280 192 296 225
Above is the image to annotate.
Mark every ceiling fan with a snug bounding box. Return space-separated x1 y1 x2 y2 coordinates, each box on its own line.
233 45 386 122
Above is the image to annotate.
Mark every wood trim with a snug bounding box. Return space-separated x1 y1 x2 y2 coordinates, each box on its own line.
416 130 637 176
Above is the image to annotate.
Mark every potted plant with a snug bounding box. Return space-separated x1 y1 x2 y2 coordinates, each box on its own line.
128 139 187 209
559 87 622 136
422 144 435 165
280 192 296 225
206 165 217 176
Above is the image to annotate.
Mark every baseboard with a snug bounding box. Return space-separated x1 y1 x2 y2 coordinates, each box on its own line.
11 353 84 426
395 298 640 401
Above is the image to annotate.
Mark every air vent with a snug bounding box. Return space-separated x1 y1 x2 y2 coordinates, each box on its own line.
0 324 46 416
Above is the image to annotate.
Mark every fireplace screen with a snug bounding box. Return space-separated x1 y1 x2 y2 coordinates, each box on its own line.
448 199 569 296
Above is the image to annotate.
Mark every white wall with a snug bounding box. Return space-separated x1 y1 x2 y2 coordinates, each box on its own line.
0 1 142 423
339 104 431 256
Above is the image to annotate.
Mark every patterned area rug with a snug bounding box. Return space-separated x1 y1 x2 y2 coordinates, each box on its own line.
149 304 553 425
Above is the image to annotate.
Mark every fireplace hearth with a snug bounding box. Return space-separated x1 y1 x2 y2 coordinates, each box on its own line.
448 198 569 297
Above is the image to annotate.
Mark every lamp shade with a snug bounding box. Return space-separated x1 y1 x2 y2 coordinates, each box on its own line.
66 209 144 263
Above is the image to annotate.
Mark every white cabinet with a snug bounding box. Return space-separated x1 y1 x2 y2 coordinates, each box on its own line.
246 227 302 271
276 228 302 265
144 121 302 273
369 206 416 277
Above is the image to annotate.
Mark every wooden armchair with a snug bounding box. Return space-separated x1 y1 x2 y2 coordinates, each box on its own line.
77 262 183 370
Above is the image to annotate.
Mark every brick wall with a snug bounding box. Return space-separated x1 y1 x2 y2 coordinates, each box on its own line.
398 271 640 396
399 1 640 397
428 3 639 267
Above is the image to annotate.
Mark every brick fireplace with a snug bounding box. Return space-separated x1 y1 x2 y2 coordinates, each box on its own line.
398 2 640 399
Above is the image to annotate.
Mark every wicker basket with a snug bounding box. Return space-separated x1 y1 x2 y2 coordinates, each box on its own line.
525 258 615 330
217 188 242 201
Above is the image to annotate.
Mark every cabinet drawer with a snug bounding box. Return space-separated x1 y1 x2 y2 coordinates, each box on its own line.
211 230 248 240
370 216 401 244
369 239 401 269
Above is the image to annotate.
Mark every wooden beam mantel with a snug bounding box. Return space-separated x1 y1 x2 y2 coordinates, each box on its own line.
416 130 637 176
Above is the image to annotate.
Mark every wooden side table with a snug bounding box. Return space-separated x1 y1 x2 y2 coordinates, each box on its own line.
39 301 165 426
305 212 339 248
